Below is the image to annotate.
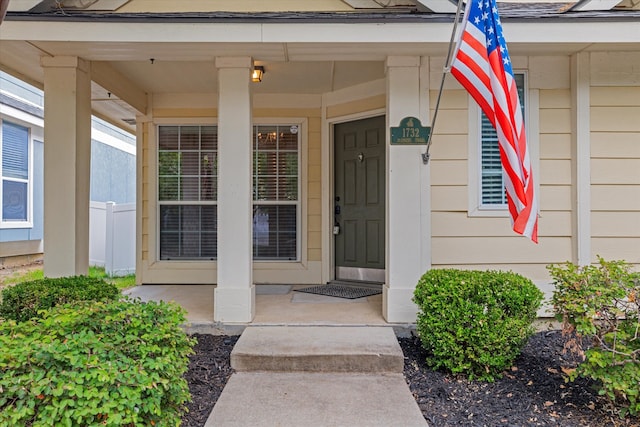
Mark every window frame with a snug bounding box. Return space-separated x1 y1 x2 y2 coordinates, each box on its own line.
252 123 302 262
0 118 34 229
153 119 305 264
467 71 539 218
156 123 218 261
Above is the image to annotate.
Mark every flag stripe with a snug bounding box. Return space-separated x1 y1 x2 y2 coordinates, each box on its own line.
450 0 538 243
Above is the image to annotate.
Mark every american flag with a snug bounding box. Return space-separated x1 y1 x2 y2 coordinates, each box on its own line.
450 0 538 243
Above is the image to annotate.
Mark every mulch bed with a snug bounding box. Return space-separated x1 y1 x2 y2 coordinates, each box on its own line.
400 330 639 427
181 331 639 427
182 334 239 427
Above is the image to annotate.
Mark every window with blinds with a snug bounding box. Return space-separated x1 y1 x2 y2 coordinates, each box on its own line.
480 73 526 206
253 125 299 261
2 121 30 223
158 125 217 260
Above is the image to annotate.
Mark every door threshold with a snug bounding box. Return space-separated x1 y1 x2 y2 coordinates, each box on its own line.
328 279 383 289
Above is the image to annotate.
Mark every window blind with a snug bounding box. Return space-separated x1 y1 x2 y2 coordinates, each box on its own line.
253 125 299 261
158 125 217 260
480 74 525 206
2 121 29 180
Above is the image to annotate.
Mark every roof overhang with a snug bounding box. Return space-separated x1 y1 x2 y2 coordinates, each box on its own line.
570 0 623 10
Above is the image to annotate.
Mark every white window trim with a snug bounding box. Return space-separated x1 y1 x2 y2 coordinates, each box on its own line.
148 117 218 270
252 119 306 263
0 117 37 229
150 118 307 265
467 72 540 218
155 122 219 262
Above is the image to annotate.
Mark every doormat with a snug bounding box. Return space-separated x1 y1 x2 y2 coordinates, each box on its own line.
294 284 381 300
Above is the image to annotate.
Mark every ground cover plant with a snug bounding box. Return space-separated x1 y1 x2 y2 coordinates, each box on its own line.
0 264 135 291
550 257 640 417
0 299 195 426
0 275 119 322
413 268 543 381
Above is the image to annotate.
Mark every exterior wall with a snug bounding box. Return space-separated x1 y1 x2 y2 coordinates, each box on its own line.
91 139 136 204
0 98 44 262
0 137 44 264
427 51 639 314
136 53 640 299
589 52 640 268
430 56 574 288
90 118 136 204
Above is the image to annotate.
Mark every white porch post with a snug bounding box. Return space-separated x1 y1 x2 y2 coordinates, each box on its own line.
41 56 92 277
214 57 255 323
384 56 431 323
571 52 591 266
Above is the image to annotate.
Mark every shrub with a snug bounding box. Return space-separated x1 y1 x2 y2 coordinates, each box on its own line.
0 275 119 322
0 298 195 426
413 269 543 381
550 257 640 416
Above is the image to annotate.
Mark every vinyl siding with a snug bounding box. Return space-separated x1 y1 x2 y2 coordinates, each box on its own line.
429 56 573 280
589 78 640 266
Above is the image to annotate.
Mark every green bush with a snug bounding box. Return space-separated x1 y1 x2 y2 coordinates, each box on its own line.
0 275 119 322
550 257 640 417
0 298 195 426
413 269 543 381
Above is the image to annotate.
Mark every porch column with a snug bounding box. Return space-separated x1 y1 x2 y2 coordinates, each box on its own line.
214 57 255 323
571 52 591 266
41 56 92 277
384 56 431 323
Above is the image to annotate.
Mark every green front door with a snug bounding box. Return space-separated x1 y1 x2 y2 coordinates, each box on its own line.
334 116 385 283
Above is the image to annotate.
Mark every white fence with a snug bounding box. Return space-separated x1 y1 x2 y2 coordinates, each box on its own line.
89 201 136 276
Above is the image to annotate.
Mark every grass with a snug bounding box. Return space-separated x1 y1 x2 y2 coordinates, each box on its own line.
2 266 136 291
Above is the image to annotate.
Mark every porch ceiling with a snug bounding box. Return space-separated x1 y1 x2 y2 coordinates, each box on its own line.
1 36 639 132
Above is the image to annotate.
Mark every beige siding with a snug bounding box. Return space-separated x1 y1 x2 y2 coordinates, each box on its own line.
432 211 571 237
592 159 640 185
429 134 466 160
540 185 572 211
590 82 640 265
141 122 150 261
430 59 573 280
592 185 640 211
592 212 640 237
539 133 571 160
591 132 640 158
326 95 385 119
431 186 467 212
592 238 640 263
432 237 572 265
591 52 640 87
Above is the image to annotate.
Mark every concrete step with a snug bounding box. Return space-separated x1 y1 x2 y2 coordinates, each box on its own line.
205 372 428 427
231 326 404 373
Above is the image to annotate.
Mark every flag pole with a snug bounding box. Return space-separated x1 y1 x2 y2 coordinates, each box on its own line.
422 0 467 164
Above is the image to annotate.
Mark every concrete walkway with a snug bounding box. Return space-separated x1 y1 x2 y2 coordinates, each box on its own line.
205 326 427 427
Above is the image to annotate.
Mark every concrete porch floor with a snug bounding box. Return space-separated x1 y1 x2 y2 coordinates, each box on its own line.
124 284 388 334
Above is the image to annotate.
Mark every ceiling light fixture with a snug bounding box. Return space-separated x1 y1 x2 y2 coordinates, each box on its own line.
252 66 265 82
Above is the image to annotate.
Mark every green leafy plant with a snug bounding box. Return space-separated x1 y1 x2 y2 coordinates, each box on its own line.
0 275 119 322
413 269 543 381
0 298 195 426
550 257 640 416
1 266 135 290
